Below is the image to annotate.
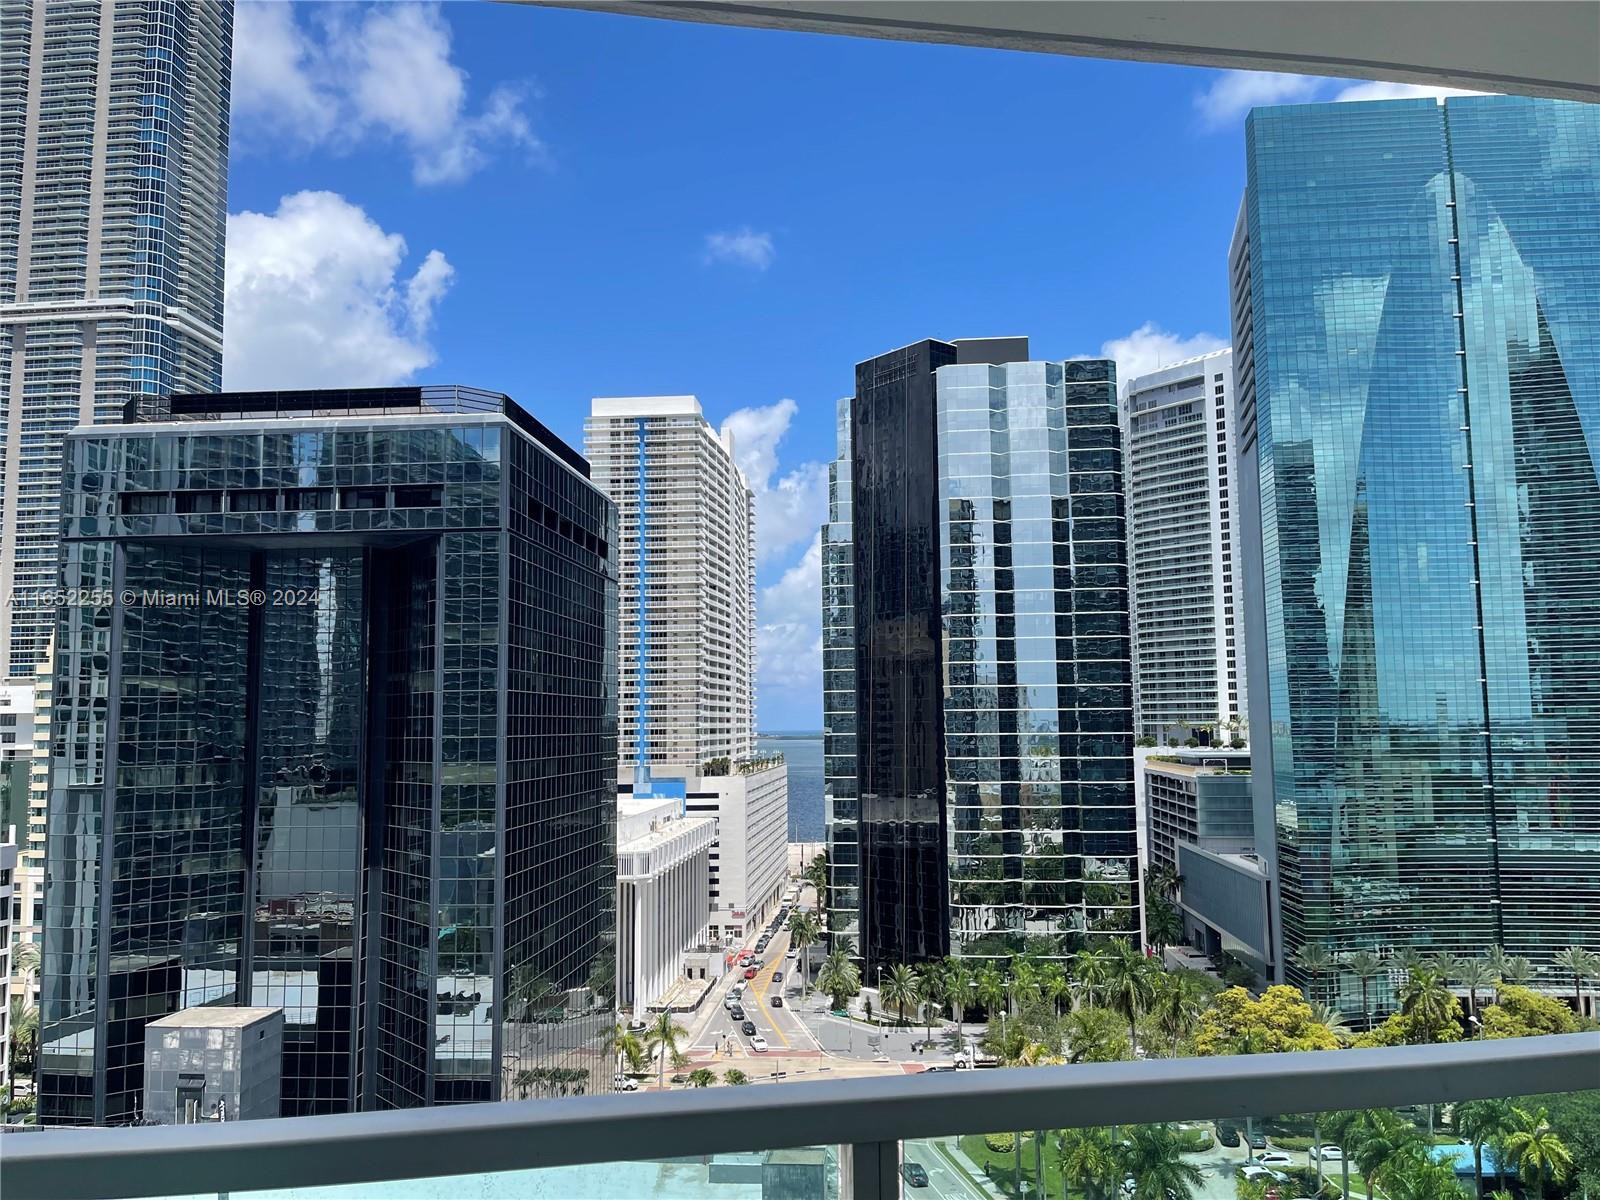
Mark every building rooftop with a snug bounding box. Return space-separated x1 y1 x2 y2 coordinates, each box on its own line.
146 1006 282 1030
591 395 703 418
119 386 589 479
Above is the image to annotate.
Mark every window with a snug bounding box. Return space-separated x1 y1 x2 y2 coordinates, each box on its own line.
175 491 221 513
120 492 171 515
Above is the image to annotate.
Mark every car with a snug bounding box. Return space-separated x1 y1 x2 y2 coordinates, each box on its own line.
1316 1146 1345 1162
1216 1123 1241 1148
732 981 747 995
723 995 737 1010
901 1162 930 1188
1120 1178 1136 1196
731 1005 746 1021
770 995 783 1007
772 971 783 983
741 1020 757 1036
744 967 758 980
613 1074 638 1091
1254 1153 1294 1167
1247 1131 1268 1151
750 1036 769 1053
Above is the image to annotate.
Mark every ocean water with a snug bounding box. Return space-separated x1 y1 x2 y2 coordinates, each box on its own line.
759 732 823 841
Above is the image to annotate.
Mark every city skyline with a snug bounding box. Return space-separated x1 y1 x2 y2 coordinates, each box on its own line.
216 1 1486 731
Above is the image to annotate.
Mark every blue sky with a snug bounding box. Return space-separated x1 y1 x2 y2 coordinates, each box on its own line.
224 2 1478 731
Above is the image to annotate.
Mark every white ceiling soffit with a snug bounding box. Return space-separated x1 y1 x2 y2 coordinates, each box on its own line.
516 1 1600 104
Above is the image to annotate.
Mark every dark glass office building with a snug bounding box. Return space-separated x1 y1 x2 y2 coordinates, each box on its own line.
39 387 618 1124
826 339 1139 972
1233 95 1600 1007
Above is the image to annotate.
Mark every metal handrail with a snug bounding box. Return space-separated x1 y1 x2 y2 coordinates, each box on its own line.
4 1033 1595 1200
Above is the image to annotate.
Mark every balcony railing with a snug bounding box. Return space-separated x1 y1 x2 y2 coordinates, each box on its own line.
5 1032 1595 1200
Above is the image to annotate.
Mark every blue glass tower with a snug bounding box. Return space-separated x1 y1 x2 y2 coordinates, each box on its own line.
1233 95 1600 1010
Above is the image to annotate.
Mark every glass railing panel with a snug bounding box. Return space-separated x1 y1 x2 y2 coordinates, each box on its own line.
99 1147 843 1200
919 1089 1597 1200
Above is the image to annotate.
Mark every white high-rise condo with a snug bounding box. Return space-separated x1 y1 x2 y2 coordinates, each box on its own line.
0 0 232 679
1122 350 1246 738
586 397 786 954
586 396 756 774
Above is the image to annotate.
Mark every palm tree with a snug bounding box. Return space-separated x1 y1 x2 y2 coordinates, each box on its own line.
1148 972 1206 1056
1501 956 1537 988
1551 946 1598 1016
1122 1124 1207 1200
1057 1126 1121 1200
975 963 1007 1039
1503 1106 1572 1200
1293 942 1336 1007
1391 946 1429 979
945 959 976 1047
607 1020 648 1074
1457 1098 1517 1199
1309 1001 1353 1045
1344 950 1386 1030
723 1068 749 1086
1010 957 1041 1015
1426 951 1463 985
816 949 861 1011
1400 968 1458 1040
805 852 828 904
1038 961 1070 1018
8 996 39 1098
644 1011 688 1091
1102 939 1156 1057
1456 959 1496 1029
1145 864 1183 903
1073 945 1112 1008
914 962 945 1043
11 940 39 998
687 1067 717 1088
787 908 820 996
1349 1109 1428 1193
1146 899 1183 954
880 963 919 1025
1321 1110 1363 1200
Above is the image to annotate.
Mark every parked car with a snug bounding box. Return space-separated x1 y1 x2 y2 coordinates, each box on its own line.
770 995 783 1007
1316 1146 1345 1162
731 1005 746 1022
741 1020 757 1036
1254 1152 1294 1167
901 1162 930 1188
723 995 737 1011
613 1074 638 1091
1246 1130 1268 1151
1216 1123 1241 1147
750 1036 770 1053
1242 1166 1289 1185
744 967 758 980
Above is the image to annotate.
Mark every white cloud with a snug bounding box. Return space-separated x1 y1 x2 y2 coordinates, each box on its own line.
224 191 455 390
1194 69 1492 131
720 399 829 565
704 228 776 271
1096 322 1228 391
757 532 823 695
1193 70 1324 130
231 2 541 184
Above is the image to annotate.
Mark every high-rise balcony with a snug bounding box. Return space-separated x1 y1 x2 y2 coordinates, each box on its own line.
6 1033 1594 1200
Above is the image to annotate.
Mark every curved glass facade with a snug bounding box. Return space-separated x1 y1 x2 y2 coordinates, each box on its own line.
1235 96 1599 1008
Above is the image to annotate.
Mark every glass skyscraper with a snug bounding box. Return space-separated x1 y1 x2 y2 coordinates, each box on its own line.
825 338 1139 971
0 0 232 679
39 387 618 1124
1233 95 1600 1007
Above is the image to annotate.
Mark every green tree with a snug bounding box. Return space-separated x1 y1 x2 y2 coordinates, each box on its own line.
1057 1125 1122 1200
880 963 919 1025
976 963 1007 1039
687 1067 717 1088
1502 1105 1572 1200
644 1011 688 1091
1478 985 1582 1039
1102 939 1156 1057
1293 942 1337 1008
1344 949 1387 1031
1399 968 1464 1042
1456 1098 1517 1199
1500 956 1537 988
787 908 820 996
1146 899 1184 954
817 949 861 1011
1310 1001 1353 1045
1073 944 1113 1008
607 1020 648 1074
1148 970 1208 1056
1122 1124 1206 1200
1456 959 1496 1029
915 962 946 1042
1550 946 1598 1015
8 997 38 1096
1347 1109 1428 1194
723 1068 749 1086
1063 1005 1132 1063
1191 985 1340 1056
805 852 828 905
945 959 977 1045
1039 960 1070 1018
